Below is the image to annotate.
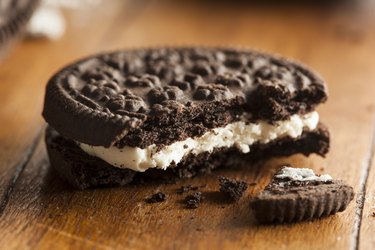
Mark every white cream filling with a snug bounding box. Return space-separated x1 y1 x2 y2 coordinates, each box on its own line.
27 6 66 40
275 167 332 182
77 111 319 172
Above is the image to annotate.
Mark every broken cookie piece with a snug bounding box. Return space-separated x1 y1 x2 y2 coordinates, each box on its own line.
250 166 354 224
219 176 248 201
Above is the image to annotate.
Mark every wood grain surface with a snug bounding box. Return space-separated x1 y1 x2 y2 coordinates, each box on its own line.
0 1 375 249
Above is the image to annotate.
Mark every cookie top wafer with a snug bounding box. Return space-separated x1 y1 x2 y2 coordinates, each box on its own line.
250 167 354 224
0 0 39 58
42 47 327 148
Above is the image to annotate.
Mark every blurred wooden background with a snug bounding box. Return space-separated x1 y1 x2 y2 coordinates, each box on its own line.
0 0 375 249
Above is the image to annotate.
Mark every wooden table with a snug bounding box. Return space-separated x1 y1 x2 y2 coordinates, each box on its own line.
1 1 375 249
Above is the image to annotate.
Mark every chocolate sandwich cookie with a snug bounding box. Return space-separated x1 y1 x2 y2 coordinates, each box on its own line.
42 47 330 188
250 167 354 224
0 0 39 60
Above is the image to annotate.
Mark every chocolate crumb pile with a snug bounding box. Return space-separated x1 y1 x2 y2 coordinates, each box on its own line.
145 192 167 203
219 176 248 201
185 192 203 209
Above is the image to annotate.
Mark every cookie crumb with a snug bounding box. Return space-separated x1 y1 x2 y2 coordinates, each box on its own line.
177 184 199 194
372 212 375 217
218 176 248 201
146 192 167 203
185 192 203 209
177 185 191 194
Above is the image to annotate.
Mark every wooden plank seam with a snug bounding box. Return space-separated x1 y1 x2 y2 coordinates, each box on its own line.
0 127 43 216
351 114 375 250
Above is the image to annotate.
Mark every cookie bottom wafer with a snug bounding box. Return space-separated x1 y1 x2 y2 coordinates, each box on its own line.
45 124 329 189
